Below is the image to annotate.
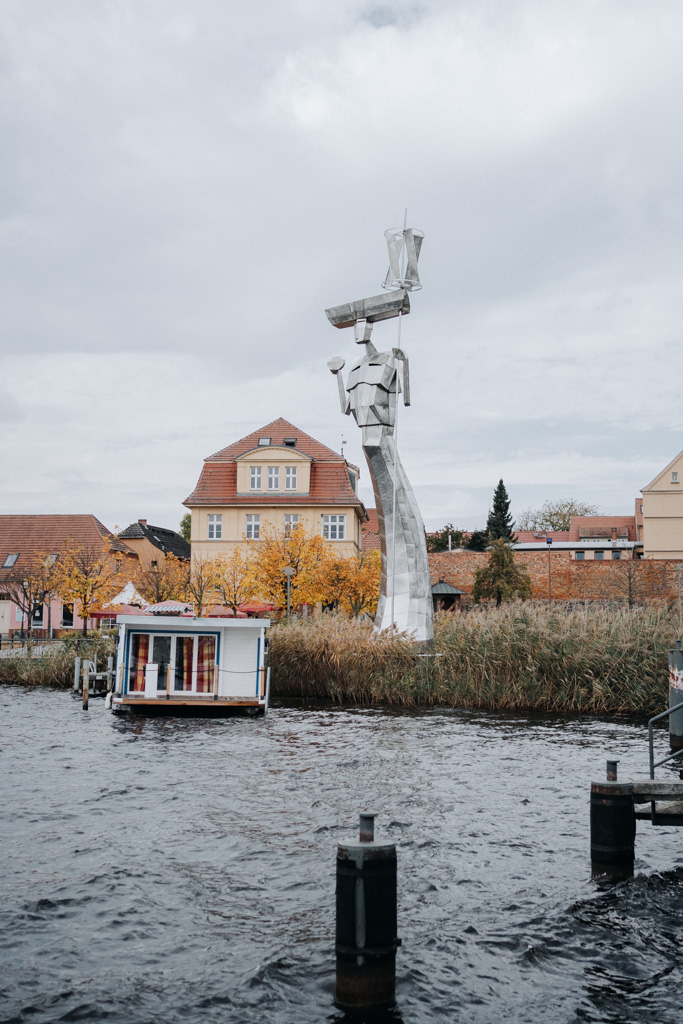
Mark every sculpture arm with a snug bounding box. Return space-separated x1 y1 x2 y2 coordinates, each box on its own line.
328 357 350 415
392 348 410 406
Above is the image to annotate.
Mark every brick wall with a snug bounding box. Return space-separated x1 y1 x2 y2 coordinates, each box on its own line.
429 550 683 602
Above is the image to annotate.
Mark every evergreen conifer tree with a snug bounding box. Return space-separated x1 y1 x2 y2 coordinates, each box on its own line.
486 479 517 541
472 539 532 606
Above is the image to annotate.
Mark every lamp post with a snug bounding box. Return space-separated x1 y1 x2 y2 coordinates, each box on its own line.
282 566 295 619
546 537 553 603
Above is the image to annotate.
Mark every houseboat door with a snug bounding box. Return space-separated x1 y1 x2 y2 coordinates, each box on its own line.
150 635 172 691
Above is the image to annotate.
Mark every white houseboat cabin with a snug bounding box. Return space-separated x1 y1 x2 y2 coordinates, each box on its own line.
111 615 270 715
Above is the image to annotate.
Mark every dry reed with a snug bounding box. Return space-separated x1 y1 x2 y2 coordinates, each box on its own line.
268 604 678 714
0 634 116 689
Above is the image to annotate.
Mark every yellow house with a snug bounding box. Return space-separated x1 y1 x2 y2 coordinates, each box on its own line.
642 451 683 558
184 418 367 559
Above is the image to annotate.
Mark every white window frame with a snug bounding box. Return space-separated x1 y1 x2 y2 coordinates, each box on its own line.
673 472 679 483
268 466 280 490
129 632 217 695
285 466 297 490
250 466 262 490
246 514 260 540
207 514 222 540
284 514 300 536
322 514 346 540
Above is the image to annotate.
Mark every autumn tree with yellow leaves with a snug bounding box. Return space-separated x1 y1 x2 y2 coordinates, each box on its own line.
185 557 219 617
324 549 381 617
55 540 125 634
212 548 254 616
1 551 62 637
133 553 189 605
246 525 330 610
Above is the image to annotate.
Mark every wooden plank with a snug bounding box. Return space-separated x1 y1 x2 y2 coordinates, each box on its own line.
632 779 683 802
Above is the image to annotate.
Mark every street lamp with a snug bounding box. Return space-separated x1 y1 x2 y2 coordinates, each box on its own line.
546 537 553 602
282 566 296 618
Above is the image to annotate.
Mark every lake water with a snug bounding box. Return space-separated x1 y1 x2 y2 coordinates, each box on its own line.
2 686 683 1024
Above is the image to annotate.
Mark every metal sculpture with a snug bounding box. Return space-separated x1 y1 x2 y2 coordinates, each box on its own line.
326 226 433 643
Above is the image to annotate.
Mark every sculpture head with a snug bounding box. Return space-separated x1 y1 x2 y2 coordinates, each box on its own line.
354 319 373 345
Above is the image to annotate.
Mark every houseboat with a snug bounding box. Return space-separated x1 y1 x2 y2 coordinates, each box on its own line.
111 614 270 715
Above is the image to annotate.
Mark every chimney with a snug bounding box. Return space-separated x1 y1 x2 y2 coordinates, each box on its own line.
611 527 617 541
138 518 147 526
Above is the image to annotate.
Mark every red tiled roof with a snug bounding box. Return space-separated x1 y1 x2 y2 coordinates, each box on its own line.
361 508 381 551
0 514 134 575
184 419 365 511
567 516 637 542
515 530 570 543
206 418 355 466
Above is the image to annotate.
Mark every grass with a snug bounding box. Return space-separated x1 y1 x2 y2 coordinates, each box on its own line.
0 633 116 689
268 603 679 714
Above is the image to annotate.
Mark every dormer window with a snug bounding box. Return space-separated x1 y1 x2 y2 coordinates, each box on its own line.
2 553 19 568
250 466 262 490
283 437 297 447
258 437 271 446
46 553 59 565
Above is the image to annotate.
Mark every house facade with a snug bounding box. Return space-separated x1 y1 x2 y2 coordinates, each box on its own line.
184 418 367 559
0 514 135 636
642 451 683 559
117 519 191 568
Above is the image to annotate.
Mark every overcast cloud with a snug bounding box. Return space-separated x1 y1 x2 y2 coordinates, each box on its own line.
1 0 682 533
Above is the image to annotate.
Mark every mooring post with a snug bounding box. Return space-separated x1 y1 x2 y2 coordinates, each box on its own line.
669 640 683 750
335 813 399 1012
107 655 113 691
590 769 635 877
74 656 81 692
82 662 89 711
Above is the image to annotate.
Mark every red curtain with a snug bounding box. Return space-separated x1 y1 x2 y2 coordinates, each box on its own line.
180 637 194 691
196 635 216 693
131 634 149 692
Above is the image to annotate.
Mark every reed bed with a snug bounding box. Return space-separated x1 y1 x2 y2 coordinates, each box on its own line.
0 634 116 689
268 604 678 714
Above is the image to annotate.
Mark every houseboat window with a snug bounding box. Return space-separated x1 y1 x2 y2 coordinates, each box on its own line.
246 514 260 539
208 514 222 540
250 466 262 490
129 634 150 692
285 466 297 490
151 635 171 690
268 466 279 490
196 635 216 693
175 636 194 691
322 514 346 540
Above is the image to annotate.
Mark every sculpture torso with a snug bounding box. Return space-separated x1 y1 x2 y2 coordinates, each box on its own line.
346 347 399 429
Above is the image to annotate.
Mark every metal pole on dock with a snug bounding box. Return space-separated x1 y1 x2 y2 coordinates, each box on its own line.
107 655 114 691
590 762 635 877
669 640 683 750
74 656 81 692
82 662 89 711
335 813 399 1012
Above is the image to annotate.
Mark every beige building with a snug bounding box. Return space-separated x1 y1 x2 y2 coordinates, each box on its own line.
184 418 367 560
642 451 683 559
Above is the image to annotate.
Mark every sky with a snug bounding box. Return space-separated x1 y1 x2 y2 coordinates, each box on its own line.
2 0 683 534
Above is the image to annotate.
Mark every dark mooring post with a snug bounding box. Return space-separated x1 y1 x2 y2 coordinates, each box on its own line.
82 662 89 711
335 813 399 1013
590 761 635 878
669 640 683 750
